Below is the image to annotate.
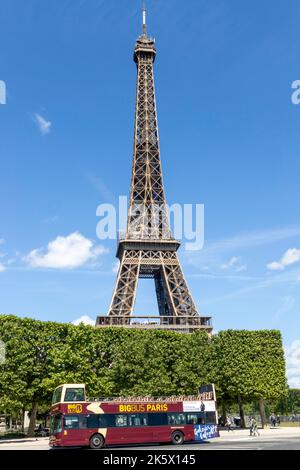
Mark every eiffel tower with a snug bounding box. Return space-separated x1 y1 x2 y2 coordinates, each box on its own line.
96 10 212 332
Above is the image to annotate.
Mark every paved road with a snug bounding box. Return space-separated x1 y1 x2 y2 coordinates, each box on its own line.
0 428 299 451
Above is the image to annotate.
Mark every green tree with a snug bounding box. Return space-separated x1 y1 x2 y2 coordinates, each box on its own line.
0 316 70 435
269 388 300 415
212 330 287 427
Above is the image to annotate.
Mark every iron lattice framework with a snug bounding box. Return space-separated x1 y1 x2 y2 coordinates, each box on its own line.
96 13 212 330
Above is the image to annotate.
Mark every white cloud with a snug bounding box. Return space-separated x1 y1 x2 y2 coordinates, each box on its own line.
25 231 107 269
220 256 247 272
281 248 300 266
33 113 52 135
72 315 95 326
0 238 5 245
285 340 300 388
185 225 300 272
0 263 6 272
267 248 300 271
267 261 284 271
112 260 120 273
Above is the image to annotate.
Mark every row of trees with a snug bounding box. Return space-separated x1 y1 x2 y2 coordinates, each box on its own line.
267 388 300 415
0 315 287 435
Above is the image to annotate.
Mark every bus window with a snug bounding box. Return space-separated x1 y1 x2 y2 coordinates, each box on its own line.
51 414 62 434
52 386 63 405
87 414 114 428
79 415 87 429
206 412 217 424
87 415 99 429
186 414 198 425
99 415 114 428
167 413 186 425
63 415 87 429
148 413 168 426
115 415 128 427
64 416 79 429
129 414 148 427
64 387 85 402
196 413 204 424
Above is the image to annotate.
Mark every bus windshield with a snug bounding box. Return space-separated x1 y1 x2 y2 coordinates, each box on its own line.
50 414 62 434
52 386 63 405
64 387 85 402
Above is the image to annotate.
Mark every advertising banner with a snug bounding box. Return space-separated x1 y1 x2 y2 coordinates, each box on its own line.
194 424 219 441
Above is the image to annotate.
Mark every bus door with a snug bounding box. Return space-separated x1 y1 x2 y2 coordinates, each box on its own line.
63 415 88 446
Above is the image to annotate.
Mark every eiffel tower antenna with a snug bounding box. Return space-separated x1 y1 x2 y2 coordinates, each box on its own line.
142 3 147 37
96 9 212 333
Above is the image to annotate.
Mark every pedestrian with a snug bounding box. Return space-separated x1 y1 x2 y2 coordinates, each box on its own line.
225 416 233 432
276 415 280 426
270 413 276 428
249 417 259 437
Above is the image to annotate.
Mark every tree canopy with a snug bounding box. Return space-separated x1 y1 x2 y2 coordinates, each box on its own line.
212 330 287 401
0 315 288 433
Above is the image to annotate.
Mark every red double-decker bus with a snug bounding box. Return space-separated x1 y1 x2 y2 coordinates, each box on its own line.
50 384 219 448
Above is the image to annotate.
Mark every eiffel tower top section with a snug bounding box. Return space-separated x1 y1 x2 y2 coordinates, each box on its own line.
125 7 172 245
133 8 156 63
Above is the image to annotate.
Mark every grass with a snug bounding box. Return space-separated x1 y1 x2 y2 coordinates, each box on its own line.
278 422 300 427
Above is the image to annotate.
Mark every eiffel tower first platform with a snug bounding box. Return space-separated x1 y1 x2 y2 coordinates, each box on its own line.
96 10 212 333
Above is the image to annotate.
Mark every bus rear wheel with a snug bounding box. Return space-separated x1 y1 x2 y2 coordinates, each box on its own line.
90 433 105 449
171 430 184 445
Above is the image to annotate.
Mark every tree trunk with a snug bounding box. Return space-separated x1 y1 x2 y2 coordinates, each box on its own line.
21 408 25 432
221 401 227 426
238 395 246 428
259 397 267 429
27 401 38 437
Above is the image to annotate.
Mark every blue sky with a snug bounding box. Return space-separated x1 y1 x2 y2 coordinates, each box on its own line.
0 0 300 386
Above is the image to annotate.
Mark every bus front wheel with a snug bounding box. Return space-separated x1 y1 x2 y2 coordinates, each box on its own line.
90 433 105 449
171 431 184 445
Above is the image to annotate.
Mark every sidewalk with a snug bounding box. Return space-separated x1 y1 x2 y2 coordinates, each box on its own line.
219 426 300 440
0 437 48 445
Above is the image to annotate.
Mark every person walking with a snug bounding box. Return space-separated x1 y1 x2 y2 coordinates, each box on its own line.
226 416 233 432
276 415 281 426
249 417 260 437
270 413 277 428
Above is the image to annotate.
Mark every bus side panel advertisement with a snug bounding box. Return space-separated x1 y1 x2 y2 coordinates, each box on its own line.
194 424 219 441
183 400 216 412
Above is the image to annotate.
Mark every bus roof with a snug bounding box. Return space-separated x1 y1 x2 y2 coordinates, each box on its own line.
54 383 85 389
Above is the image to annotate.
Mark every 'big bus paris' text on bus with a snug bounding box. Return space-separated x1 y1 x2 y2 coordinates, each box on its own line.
50 384 219 448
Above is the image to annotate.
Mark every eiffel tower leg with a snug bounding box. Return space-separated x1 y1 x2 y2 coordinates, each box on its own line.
160 254 198 317
154 270 171 317
108 251 140 320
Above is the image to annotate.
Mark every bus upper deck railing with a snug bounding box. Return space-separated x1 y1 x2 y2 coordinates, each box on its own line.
88 394 213 403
